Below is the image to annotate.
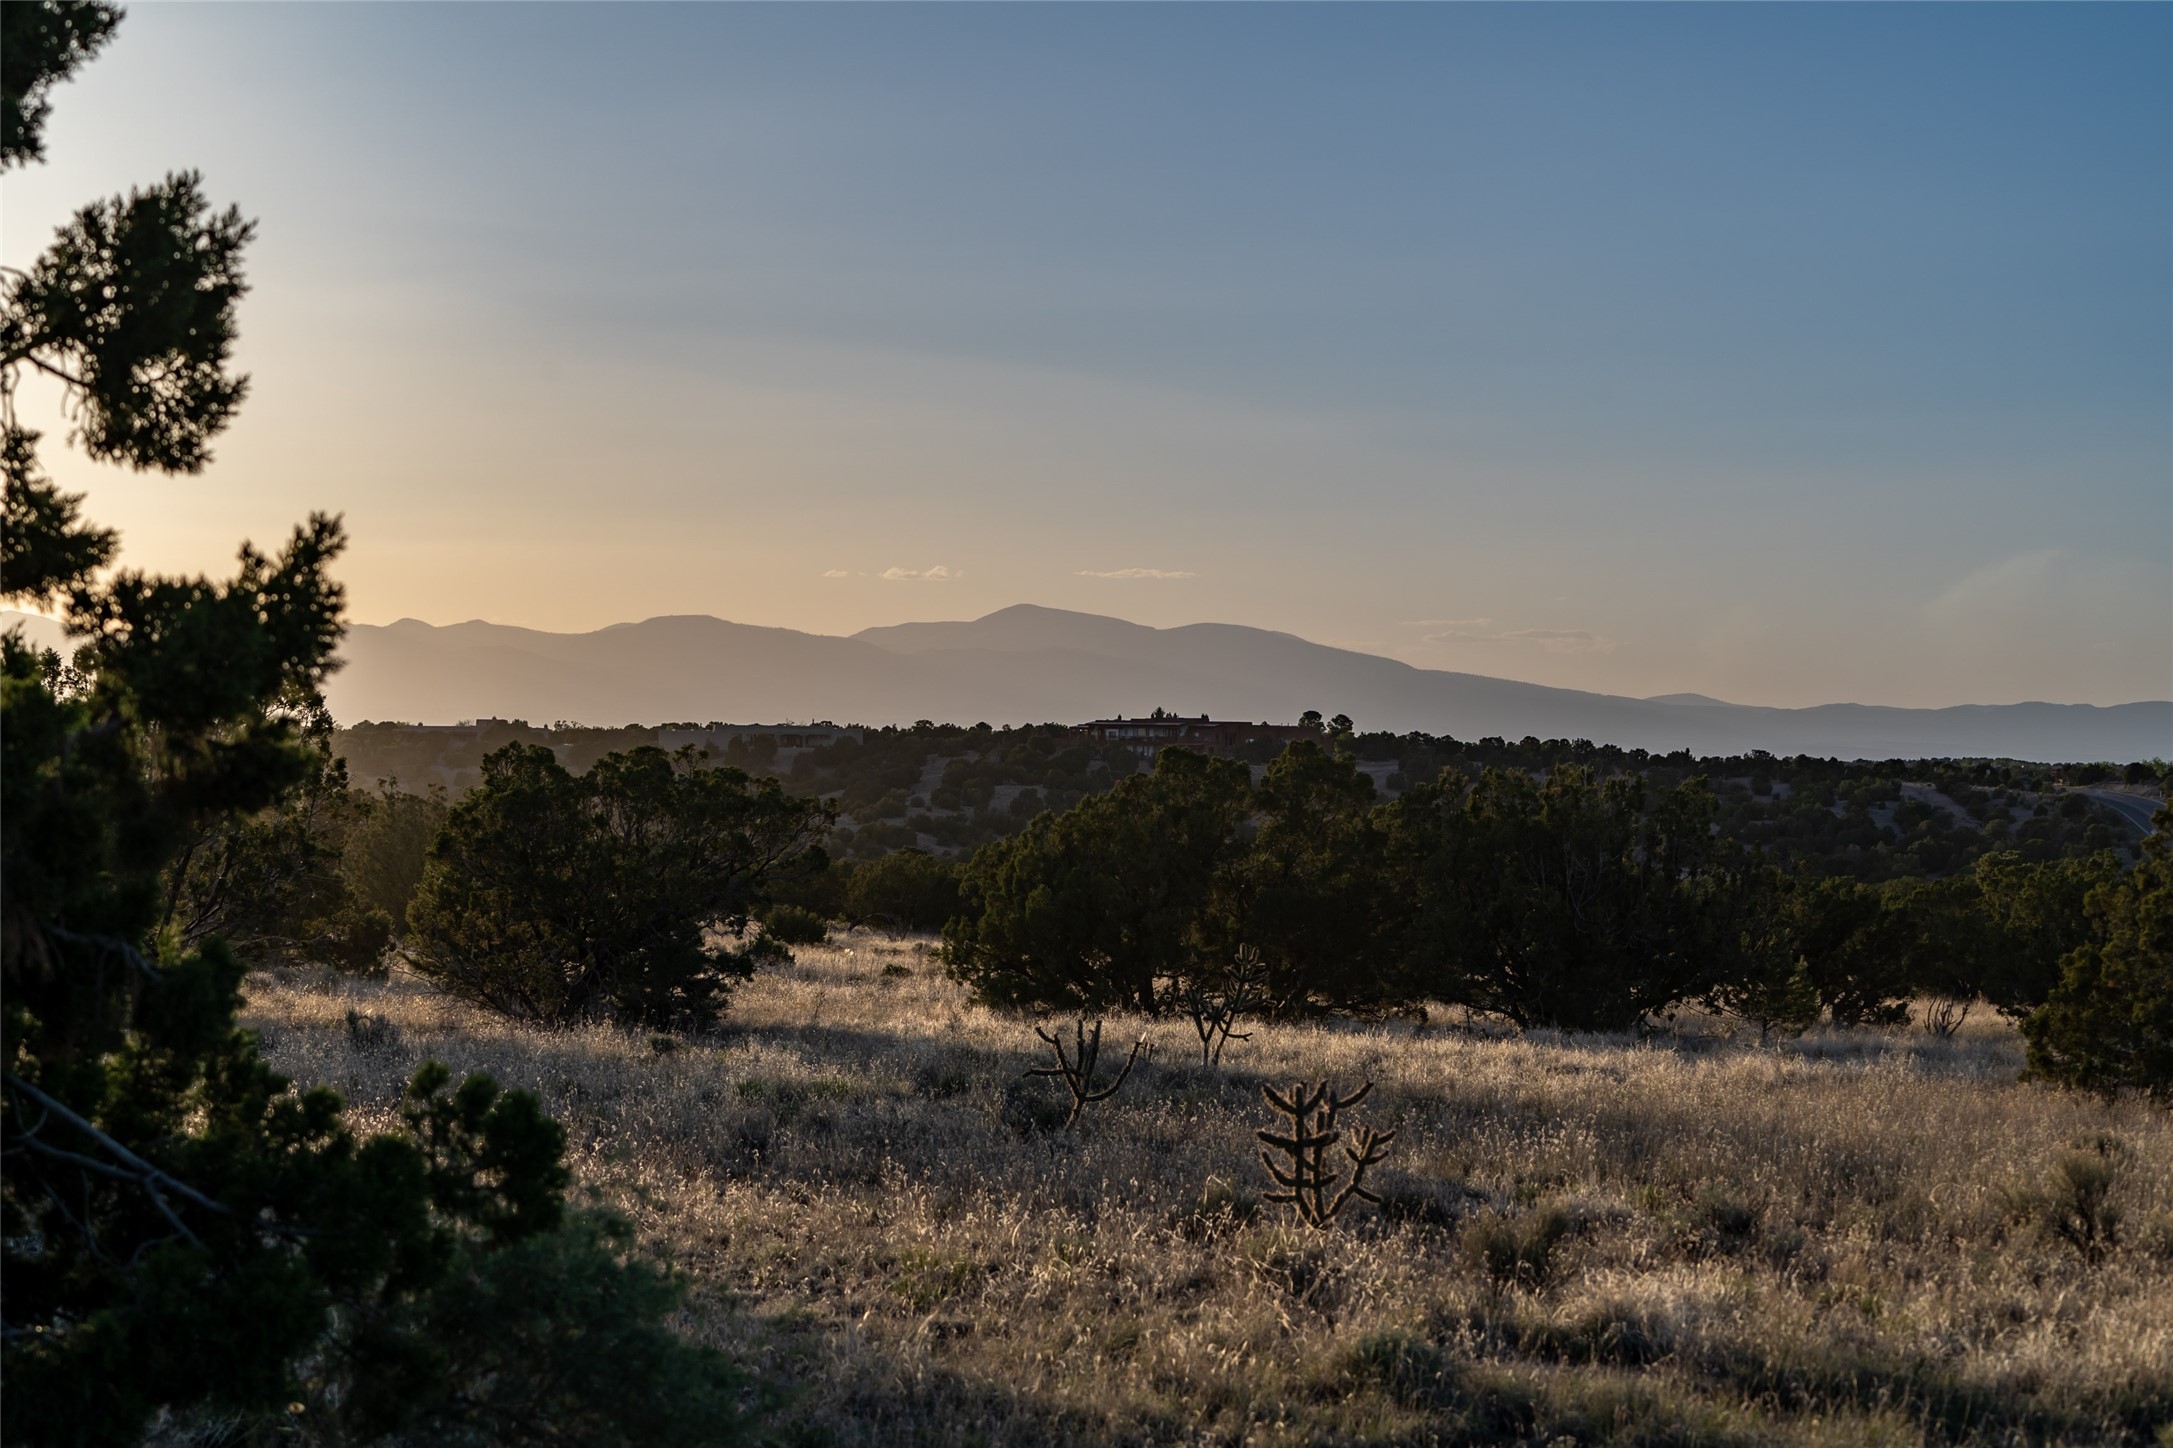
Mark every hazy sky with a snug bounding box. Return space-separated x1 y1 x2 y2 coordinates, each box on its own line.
5 3 2167 709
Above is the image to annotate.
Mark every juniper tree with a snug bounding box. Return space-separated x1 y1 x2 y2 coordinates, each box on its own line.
944 747 1251 1013
406 741 833 1029
2 10 753 1438
1387 764 1737 1031
2024 806 2172 1102
1219 741 1398 1013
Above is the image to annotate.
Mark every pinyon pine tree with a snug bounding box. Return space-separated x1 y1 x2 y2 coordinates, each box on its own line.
2024 805 2173 1102
2 7 753 1440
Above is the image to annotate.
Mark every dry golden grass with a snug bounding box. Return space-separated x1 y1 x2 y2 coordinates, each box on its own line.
244 941 2173 1447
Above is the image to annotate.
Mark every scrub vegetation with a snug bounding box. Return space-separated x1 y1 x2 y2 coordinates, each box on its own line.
245 942 2173 1447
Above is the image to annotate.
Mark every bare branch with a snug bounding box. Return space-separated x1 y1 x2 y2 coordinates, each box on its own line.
4 1072 233 1221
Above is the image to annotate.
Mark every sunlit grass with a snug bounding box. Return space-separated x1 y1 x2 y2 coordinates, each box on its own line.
246 940 2173 1446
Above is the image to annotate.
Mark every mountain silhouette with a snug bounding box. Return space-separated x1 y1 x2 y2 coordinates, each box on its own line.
6 605 2165 762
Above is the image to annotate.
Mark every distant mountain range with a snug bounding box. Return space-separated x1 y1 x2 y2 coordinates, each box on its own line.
6 605 2167 762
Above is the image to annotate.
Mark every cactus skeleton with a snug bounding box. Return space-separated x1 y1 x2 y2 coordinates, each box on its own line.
1257 1079 1395 1227
1176 943 1271 1067
1029 1018 1147 1127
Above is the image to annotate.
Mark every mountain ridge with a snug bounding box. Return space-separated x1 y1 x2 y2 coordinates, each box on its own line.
4 607 2166 762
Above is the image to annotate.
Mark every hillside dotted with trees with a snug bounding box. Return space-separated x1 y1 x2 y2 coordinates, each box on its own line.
5 5 2169 1441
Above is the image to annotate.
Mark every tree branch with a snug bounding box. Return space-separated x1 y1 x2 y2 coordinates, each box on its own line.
4 1072 233 1224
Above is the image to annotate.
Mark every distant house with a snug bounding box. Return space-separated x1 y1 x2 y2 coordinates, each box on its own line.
1075 715 1321 759
394 716 515 736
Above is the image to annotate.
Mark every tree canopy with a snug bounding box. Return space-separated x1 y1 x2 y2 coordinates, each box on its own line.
407 742 833 1028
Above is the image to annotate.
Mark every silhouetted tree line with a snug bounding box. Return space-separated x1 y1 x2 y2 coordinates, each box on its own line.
174 715 2172 1101
340 714 2156 888
935 744 2169 1097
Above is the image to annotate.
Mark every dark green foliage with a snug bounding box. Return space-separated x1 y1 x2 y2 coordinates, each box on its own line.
2 22 757 1438
1872 850 2124 1025
2 169 254 473
2024 806 2173 1101
937 728 2160 1040
0 426 114 607
1393 765 1739 1031
944 748 1251 1012
1973 848 2126 1015
1 514 350 1058
1702 871 1822 1042
843 846 961 932
408 742 833 1028
1221 741 1399 1011
343 1208 754 1446
1779 875 1912 1026
1886 875 2002 1034
0 0 116 169
762 902 830 946
162 705 394 974
341 778 452 932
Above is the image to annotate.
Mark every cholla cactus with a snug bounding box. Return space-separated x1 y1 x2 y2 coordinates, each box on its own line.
1257 1079 1394 1227
1029 1018 1147 1127
1176 944 1271 1068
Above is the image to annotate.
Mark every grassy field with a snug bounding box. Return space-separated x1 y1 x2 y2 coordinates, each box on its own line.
244 940 2172 1447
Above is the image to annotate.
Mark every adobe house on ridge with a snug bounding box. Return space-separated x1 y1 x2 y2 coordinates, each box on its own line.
1075 715 1322 759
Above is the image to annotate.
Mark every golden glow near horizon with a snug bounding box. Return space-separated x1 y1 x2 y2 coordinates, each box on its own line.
4 5 2166 710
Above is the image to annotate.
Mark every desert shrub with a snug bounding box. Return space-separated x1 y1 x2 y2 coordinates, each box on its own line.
944 748 1251 1012
762 902 830 946
407 742 832 1029
1463 1204 1574 1293
843 847 960 932
345 1008 400 1052
1544 1298 1679 1367
2042 1143 2124 1265
1347 1329 1458 1408
2024 807 2172 1102
1703 871 1823 1041
998 1078 1072 1136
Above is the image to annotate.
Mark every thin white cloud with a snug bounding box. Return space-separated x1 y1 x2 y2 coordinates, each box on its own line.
821 569 850 578
1075 567 1200 580
1421 622 1615 654
878 564 961 582
1922 549 2061 624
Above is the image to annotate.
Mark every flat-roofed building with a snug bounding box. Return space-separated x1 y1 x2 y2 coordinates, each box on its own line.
1075 715 1321 758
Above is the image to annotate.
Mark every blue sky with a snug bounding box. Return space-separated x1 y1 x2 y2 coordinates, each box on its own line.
4 2 2167 707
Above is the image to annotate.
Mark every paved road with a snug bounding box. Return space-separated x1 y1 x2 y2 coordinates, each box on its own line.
2073 789 2163 838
